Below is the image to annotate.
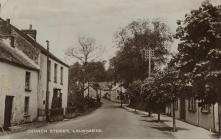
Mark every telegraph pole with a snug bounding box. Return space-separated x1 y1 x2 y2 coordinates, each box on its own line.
45 40 50 122
148 49 151 77
144 47 154 78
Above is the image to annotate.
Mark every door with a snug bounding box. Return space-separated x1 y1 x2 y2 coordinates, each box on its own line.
4 96 14 128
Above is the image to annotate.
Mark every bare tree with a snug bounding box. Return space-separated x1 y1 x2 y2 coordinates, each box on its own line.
65 36 102 65
65 35 103 96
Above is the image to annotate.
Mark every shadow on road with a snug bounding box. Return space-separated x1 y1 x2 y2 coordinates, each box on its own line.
140 119 171 123
150 126 189 132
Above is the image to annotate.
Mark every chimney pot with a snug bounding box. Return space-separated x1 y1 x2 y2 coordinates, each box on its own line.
6 19 10 25
29 24 32 30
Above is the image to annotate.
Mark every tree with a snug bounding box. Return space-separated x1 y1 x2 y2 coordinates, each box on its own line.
66 36 102 64
66 36 103 96
68 62 84 95
127 80 142 111
142 73 169 121
85 61 107 82
111 19 172 86
175 1 221 105
141 77 155 116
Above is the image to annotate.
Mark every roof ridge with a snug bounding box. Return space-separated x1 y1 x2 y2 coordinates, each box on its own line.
0 18 69 67
0 40 39 70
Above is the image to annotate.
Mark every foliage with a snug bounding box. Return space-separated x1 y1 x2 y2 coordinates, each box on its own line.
69 61 107 86
111 19 172 86
175 1 221 104
127 80 142 108
85 61 107 82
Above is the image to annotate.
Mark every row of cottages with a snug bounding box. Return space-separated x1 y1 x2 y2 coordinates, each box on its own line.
165 98 219 132
0 18 69 128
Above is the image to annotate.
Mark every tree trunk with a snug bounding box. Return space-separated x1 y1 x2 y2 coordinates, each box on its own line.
158 112 160 122
148 110 152 117
172 101 177 132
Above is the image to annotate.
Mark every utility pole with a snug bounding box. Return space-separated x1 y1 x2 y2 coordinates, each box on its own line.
45 40 50 122
144 47 154 78
148 49 151 77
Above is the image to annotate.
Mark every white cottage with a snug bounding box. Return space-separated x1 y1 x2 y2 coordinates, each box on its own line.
0 39 39 128
0 18 69 122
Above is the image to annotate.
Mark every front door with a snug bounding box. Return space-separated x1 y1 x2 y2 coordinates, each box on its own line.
4 96 14 128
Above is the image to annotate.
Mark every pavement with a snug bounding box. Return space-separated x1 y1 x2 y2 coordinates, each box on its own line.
0 99 175 139
124 105 220 139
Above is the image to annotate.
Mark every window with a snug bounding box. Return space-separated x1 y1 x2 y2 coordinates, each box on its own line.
201 104 210 113
60 67 63 85
24 96 30 115
25 72 31 91
48 60 51 81
188 97 196 112
54 63 57 83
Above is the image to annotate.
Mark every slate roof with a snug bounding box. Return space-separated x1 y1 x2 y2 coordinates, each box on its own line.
0 18 69 67
0 40 39 71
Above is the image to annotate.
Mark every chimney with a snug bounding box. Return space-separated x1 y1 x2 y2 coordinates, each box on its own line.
6 19 10 26
21 24 37 40
0 18 11 34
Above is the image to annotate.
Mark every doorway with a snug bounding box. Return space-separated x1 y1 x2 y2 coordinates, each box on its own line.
4 96 14 128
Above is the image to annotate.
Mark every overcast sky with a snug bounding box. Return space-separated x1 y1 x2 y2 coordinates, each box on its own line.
1 0 220 65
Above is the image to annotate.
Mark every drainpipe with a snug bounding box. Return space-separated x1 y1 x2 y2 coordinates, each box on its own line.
45 40 50 122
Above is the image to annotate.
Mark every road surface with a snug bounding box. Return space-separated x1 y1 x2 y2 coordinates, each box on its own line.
1 100 174 139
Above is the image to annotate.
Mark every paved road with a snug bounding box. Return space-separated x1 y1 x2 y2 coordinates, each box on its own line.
1 100 174 139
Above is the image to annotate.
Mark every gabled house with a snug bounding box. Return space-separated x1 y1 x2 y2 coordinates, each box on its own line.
0 18 69 122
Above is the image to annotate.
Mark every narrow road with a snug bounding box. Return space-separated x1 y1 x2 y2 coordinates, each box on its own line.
1 100 174 139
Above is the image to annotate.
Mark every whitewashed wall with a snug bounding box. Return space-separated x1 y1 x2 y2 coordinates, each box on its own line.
38 54 69 114
0 62 38 127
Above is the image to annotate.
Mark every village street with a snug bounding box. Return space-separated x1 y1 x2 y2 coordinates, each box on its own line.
0 100 174 139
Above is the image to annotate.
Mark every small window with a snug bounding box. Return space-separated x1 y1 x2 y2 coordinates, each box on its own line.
60 67 63 85
24 96 30 115
188 97 196 112
25 72 31 91
54 63 57 83
201 104 210 113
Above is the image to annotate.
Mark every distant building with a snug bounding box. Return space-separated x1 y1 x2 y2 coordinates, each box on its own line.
0 18 69 124
98 82 112 98
83 82 99 99
110 83 126 103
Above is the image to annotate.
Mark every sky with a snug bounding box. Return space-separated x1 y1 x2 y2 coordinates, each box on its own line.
0 0 221 66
